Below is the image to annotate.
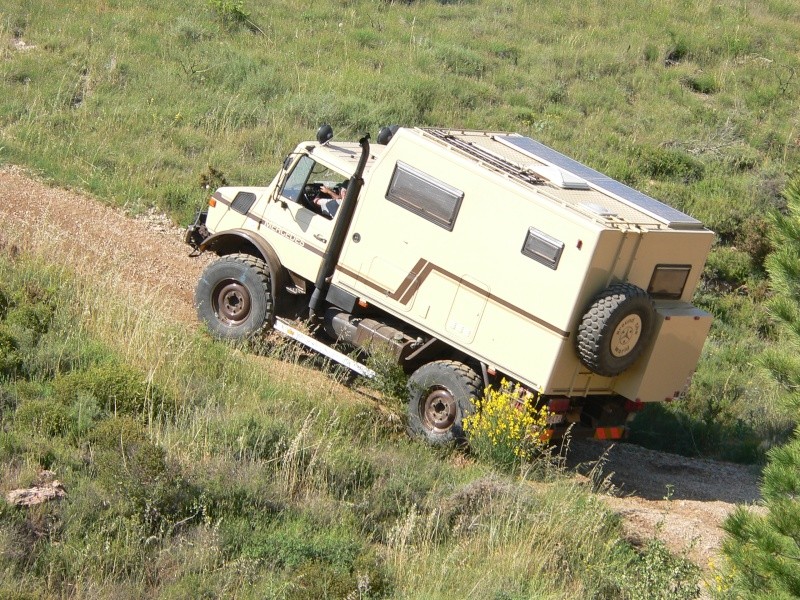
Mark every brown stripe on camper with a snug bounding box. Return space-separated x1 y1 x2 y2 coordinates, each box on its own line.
337 261 569 338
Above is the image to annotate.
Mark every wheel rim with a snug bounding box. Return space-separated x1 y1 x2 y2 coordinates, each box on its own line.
610 314 642 358
420 386 458 434
212 280 251 326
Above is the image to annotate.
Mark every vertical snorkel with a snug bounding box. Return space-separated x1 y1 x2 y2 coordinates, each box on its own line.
308 132 370 321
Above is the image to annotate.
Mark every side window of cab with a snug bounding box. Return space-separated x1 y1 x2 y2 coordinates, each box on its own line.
280 155 348 219
280 155 315 204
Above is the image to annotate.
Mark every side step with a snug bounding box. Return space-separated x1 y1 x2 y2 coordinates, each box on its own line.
273 318 376 379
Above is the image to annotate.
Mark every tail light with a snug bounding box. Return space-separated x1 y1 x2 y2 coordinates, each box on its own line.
547 397 571 413
624 399 645 413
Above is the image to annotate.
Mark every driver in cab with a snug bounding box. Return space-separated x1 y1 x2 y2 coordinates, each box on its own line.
314 180 348 218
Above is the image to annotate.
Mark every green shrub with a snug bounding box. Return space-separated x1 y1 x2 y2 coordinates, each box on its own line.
235 514 393 598
89 415 148 449
637 146 705 182
738 216 773 273
353 454 439 543
209 0 251 27
628 401 765 463
724 144 760 172
242 516 360 568
92 421 200 534
489 42 520 65
66 393 102 440
53 362 170 416
365 350 409 403
324 448 376 500
665 35 690 65
353 28 381 49
15 398 70 437
0 279 57 378
208 414 289 461
704 246 753 287
627 403 699 456
0 288 9 319
0 430 25 462
622 539 700 599
195 469 282 524
5 302 54 336
684 73 718 94
434 44 488 78
0 385 16 416
0 324 21 376
643 43 660 63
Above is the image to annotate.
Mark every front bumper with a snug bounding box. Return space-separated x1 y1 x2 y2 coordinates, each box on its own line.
184 210 209 252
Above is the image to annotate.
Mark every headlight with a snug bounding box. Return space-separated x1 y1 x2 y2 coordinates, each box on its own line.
648 264 691 299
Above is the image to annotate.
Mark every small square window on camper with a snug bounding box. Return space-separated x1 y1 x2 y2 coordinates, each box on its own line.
386 161 464 231
522 227 564 270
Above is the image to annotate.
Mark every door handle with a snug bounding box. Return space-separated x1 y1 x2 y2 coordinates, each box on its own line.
314 234 328 244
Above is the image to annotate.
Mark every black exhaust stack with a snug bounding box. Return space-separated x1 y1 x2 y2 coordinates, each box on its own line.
309 134 370 320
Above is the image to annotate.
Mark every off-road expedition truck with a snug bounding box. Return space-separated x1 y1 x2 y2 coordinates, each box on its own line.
185 125 714 443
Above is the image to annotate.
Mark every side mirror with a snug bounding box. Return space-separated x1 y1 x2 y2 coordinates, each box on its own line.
316 124 334 145
377 125 400 145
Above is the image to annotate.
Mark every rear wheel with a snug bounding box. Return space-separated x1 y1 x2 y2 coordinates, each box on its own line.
407 360 482 445
195 253 274 340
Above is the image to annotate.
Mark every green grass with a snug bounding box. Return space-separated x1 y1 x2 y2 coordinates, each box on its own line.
1 0 798 231
1 0 798 464
0 250 702 598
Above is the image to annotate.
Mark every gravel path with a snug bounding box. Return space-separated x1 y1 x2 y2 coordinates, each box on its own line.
566 438 762 573
0 164 764 580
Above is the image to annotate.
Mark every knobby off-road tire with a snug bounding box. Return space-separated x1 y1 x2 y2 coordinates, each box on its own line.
195 253 274 340
576 283 655 377
407 360 482 445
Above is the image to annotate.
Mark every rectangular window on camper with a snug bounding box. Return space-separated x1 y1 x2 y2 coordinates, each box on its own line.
522 227 564 270
386 162 464 231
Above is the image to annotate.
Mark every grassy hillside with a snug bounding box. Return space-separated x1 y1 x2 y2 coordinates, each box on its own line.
3 0 798 462
2 0 798 225
0 250 704 598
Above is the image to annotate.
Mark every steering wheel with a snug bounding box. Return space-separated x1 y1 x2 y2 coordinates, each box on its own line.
301 183 324 211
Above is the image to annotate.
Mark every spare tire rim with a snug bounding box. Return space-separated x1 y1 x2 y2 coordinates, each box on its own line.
420 386 457 434
610 314 642 358
213 280 251 325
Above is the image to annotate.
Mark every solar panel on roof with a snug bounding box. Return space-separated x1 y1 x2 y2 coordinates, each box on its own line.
494 135 704 230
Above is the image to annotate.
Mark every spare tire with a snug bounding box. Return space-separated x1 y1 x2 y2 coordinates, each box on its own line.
576 283 655 377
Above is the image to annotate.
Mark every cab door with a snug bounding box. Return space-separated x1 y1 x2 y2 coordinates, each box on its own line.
262 155 343 282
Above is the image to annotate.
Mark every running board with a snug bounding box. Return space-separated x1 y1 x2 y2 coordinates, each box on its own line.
273 319 376 379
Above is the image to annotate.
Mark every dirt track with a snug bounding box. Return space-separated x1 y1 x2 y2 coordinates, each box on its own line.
0 164 764 579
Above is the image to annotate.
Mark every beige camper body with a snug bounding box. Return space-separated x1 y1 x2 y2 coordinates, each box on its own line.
188 127 714 441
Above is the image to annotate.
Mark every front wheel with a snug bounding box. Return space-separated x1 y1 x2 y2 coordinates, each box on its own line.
195 253 274 340
407 360 482 445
